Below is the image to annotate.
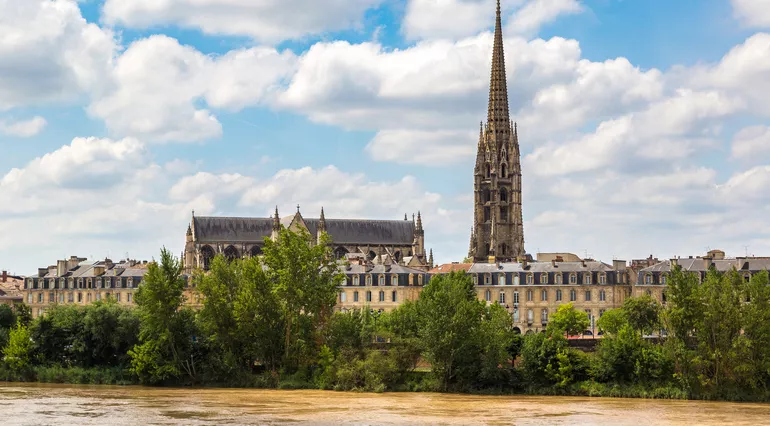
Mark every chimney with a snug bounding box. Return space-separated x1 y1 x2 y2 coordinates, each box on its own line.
551 259 557 267
57 260 67 277
1 270 6 283
38 267 48 277
93 265 105 276
670 258 678 268
703 256 712 271
581 259 587 268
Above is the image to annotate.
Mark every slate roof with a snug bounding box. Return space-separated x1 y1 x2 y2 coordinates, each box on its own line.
194 216 415 245
641 258 770 273
468 261 613 273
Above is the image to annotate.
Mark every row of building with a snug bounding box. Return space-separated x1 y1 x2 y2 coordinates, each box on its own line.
17 248 769 334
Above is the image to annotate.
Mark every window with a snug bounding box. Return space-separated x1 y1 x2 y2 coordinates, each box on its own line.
127 293 132 303
585 309 593 323
87 278 92 289
87 293 92 302
106 278 112 288
472 275 478 285
418 275 424 286
513 275 520 285
570 289 576 302
485 290 491 302
513 308 520 322
585 290 592 301
37 293 43 303
541 289 548 301
541 309 548 323
485 274 491 285
556 289 562 301
354 291 359 302
526 274 533 285
379 291 385 302
498 274 506 286
392 291 397 302
618 272 624 283
599 290 606 302
661 275 668 285
513 291 519 304
379 275 385 286
48 292 54 303
77 293 82 303
96 293 101 301
499 291 506 304
541 273 548 284
527 290 533 302
28 293 32 304
527 309 534 323
555 274 562 284
645 274 652 284
584 273 592 285
116 293 121 302
366 275 372 286
569 274 577 284
353 275 360 286
599 273 606 284
59 293 64 303
366 291 372 302
392 275 399 286
340 292 347 303
599 309 605 318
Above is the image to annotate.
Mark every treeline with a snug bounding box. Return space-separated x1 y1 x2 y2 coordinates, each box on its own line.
2 228 770 400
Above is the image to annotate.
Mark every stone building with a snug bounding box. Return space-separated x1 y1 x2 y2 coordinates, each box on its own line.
183 207 430 274
469 0 525 263
635 250 770 304
336 253 430 313
0 270 24 307
24 256 152 318
466 258 630 334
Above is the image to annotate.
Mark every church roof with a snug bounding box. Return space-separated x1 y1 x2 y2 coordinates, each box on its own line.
193 216 415 245
193 216 274 243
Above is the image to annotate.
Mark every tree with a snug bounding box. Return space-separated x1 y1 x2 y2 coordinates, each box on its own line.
622 294 660 336
129 248 197 384
478 302 517 387
3 323 32 372
416 271 484 390
13 303 32 327
0 305 16 330
261 227 343 371
547 303 589 338
735 270 770 391
596 308 627 336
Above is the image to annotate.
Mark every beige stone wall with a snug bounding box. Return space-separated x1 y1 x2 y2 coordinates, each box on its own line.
335 286 423 313
26 289 138 318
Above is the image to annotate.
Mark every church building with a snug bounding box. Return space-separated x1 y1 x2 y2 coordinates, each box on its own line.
183 207 431 273
469 0 526 263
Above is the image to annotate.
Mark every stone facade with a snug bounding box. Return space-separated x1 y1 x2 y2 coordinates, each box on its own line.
24 256 152 318
470 0 525 263
336 254 429 313
183 207 430 274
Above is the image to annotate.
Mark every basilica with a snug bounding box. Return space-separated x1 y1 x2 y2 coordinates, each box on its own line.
182 207 431 273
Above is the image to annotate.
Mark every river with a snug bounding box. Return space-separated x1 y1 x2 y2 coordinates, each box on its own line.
2 382 769 425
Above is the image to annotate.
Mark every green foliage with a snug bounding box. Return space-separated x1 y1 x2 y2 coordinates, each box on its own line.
547 303 589 337
13 303 32 327
0 304 16 329
622 294 661 336
261 227 344 371
596 308 626 335
3 323 32 372
129 248 199 385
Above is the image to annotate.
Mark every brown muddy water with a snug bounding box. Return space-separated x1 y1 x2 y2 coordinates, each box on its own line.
2 382 770 425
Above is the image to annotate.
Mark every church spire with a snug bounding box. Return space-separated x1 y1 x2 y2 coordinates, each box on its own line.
487 0 509 134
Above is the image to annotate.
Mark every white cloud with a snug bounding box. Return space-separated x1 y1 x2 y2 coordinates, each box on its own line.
0 116 47 137
402 0 582 40
0 0 117 111
102 0 384 44
88 35 297 142
731 125 770 160
507 0 583 36
366 130 476 165
731 0 770 28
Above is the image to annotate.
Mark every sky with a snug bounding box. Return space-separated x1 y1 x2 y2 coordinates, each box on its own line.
1 0 770 274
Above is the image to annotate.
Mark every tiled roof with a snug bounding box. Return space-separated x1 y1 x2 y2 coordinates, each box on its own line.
429 263 472 273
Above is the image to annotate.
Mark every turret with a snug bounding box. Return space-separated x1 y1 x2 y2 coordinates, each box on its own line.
271 206 280 241
317 206 327 245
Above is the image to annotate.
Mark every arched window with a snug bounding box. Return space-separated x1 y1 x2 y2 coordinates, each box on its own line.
334 247 349 259
556 289 563 301
418 274 424 286
541 273 548 284
541 309 548 323
555 274 562 284
598 273 606 284
392 275 399 286
584 273 592 285
379 291 385 302
498 274 506 286
379 275 385 286
526 273 533 285
500 190 508 202
353 275 360 286
366 275 372 286
569 273 577 284
483 189 491 203
485 163 491 178
250 246 263 257
645 274 652 284
201 245 215 271
224 245 239 262
501 163 507 178
485 289 491 302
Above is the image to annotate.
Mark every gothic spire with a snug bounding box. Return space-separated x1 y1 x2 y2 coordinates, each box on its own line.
319 206 326 231
272 206 280 229
416 211 423 231
487 0 509 133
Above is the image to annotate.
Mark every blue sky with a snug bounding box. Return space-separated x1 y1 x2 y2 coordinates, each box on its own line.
1 0 770 273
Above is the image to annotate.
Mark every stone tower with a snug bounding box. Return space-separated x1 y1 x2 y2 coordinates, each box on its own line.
469 0 525 263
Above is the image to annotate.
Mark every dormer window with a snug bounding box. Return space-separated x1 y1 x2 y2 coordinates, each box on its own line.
353 275 360 286
526 273 533 285
569 273 577 284
127 278 134 288
498 274 506 286
366 275 373 286
379 275 385 286
645 274 652 284
584 273 592 285
485 274 491 285
555 274 562 285
541 273 548 284
598 273 606 284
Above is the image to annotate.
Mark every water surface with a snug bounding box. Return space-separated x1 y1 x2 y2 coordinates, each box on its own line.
2 382 769 425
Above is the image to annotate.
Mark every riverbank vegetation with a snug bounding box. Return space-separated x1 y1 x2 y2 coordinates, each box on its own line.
2 228 770 401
